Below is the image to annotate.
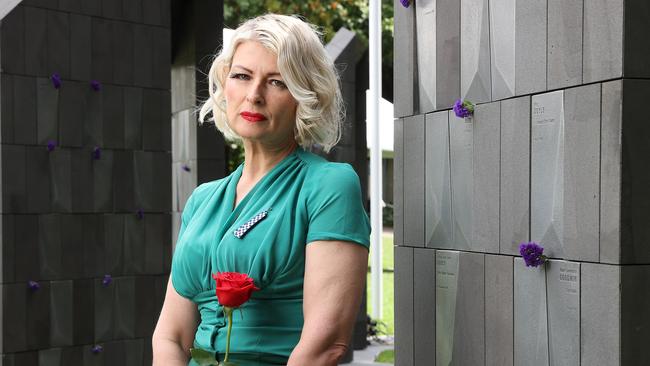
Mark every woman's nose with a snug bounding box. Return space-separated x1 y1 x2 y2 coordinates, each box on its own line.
245 83 264 104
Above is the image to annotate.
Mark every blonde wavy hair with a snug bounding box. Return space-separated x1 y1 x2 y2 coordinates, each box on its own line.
198 14 344 152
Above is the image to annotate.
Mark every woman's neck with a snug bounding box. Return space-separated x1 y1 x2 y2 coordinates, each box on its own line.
240 140 298 184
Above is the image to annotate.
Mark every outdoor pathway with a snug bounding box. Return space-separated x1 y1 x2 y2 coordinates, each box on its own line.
344 341 393 366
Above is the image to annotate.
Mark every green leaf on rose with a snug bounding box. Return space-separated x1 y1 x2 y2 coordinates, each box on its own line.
190 348 218 366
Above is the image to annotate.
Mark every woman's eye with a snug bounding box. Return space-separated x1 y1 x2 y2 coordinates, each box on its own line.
270 79 287 88
230 73 250 80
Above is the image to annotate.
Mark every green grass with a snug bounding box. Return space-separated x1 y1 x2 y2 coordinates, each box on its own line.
366 233 394 335
375 349 395 363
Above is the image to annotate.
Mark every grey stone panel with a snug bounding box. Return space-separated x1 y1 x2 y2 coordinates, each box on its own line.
531 91 564 258
102 0 122 19
47 11 70 79
122 0 143 23
13 75 37 145
2 145 26 213
135 278 157 338
394 119 404 246
39 348 62 366
403 115 425 247
60 346 83 365
91 18 113 85
104 214 125 275
102 84 125 149
124 338 145 366
547 0 583 89
473 103 500 253
1 5 25 74
133 151 154 212
3 215 16 282
124 215 145 274
620 80 650 263
82 0 102 16
449 111 473 250
623 0 650 78
435 0 461 110
152 27 172 89
546 260 580 366
514 258 548 366
60 215 84 278
583 0 623 83
563 84 600 262
600 80 622 263
489 0 515 100
142 0 163 25
58 81 86 148
393 0 416 117
14 215 40 282
72 279 95 344
394 246 414 366
104 341 126 365
461 0 491 103
171 66 195 113
415 0 436 113
485 255 513 366
36 77 59 145
124 87 143 150
12 352 38 365
94 277 115 342
113 21 135 86
71 149 94 213
161 0 171 27
26 146 51 213
413 248 435 365
49 149 73 213
113 278 136 338
58 0 83 13
82 214 105 278
3 283 27 352
142 89 170 151
38 215 62 280
435 250 485 365
134 24 153 88
114 150 136 214
145 214 168 274
514 0 547 95
425 111 452 248
84 85 103 147
24 6 48 76
155 152 173 212
49 280 73 347
1 74 15 144
93 149 114 212
26 281 50 350
621 265 650 365
500 96 530 255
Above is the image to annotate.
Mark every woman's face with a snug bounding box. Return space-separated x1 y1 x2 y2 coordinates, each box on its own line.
224 41 298 148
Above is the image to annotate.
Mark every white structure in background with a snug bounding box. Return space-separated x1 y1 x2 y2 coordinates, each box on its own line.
366 92 395 153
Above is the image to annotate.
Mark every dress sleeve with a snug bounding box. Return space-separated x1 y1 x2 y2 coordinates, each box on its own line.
170 189 198 299
306 163 371 248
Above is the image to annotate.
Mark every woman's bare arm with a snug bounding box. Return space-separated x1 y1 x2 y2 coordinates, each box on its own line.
287 240 369 366
152 277 199 366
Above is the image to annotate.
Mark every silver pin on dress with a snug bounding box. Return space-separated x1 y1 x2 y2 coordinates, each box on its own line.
233 208 271 239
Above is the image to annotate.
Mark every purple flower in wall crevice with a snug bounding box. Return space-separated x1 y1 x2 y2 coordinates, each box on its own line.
91 345 103 354
92 146 101 160
47 140 57 152
453 99 474 118
400 0 411 8
102 274 112 287
28 280 40 291
51 73 62 89
136 208 144 220
90 80 102 91
182 164 191 172
519 242 548 267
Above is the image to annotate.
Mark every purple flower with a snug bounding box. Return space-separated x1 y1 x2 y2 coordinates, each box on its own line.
400 0 410 7
47 140 57 152
51 73 62 89
182 164 191 172
102 274 112 287
91 345 103 354
453 99 474 118
28 280 40 291
519 242 547 267
92 146 101 160
90 80 102 91
136 208 144 220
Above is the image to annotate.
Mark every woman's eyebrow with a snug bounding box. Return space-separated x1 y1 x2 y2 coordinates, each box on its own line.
230 64 282 77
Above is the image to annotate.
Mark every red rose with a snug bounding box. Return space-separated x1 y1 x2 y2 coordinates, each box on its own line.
212 272 260 308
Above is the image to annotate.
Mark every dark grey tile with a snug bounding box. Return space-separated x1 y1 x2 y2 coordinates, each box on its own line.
547 0 583 89
133 24 153 87
60 215 84 278
124 338 144 366
424 111 452 248
1 5 25 74
460 0 491 103
104 214 125 275
26 281 50 349
104 341 126 366
113 278 136 339
13 352 38 365
124 215 145 274
153 152 172 212
151 27 171 89
59 0 83 13
3 215 16 282
70 13 92 81
60 346 83 366
73 279 95 344
621 265 650 365
13 75 37 145
113 150 136 212
49 280 73 347
393 0 416 117
37 77 59 145
394 246 414 366
58 80 86 148
2 145 26 214
39 348 62 366
84 84 103 147
142 89 164 151
82 215 105 278
1 74 15 144
485 255 513 366
393 118 404 246
122 0 143 23
93 149 114 212
515 0 547 94
142 0 162 25
94 277 115 342
49 149 73 212
623 0 650 78
135 277 157 338
144 214 167 274
113 21 135 85
403 115 425 247
102 84 125 149
47 11 70 79
124 87 143 150
3 283 27 352
14 215 40 282
81 0 102 16
583 0 623 83
38 215 62 280
413 248 435 365
92 18 113 85
71 149 94 213
161 0 171 27
102 0 123 19
24 6 48 76
500 96 530 255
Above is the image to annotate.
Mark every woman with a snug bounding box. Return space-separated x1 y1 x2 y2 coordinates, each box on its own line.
152 14 371 366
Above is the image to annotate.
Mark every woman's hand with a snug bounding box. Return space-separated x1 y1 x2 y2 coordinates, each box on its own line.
152 278 199 365
288 240 369 366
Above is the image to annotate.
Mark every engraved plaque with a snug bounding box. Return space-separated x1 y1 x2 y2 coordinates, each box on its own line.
546 260 580 366
425 112 452 248
531 91 564 258
436 251 460 366
449 111 473 250
514 257 549 366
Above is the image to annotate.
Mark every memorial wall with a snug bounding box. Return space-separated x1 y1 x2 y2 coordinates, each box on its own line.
393 0 650 365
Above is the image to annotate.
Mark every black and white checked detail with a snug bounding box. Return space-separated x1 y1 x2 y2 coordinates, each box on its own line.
233 208 271 239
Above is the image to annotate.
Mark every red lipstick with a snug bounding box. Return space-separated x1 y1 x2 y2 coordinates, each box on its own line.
240 111 266 122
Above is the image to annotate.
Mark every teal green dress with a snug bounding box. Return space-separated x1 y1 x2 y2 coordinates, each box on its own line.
171 147 371 365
